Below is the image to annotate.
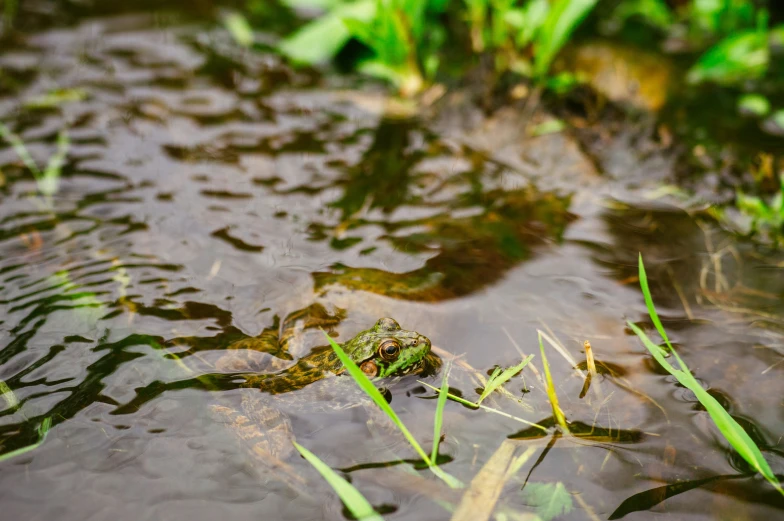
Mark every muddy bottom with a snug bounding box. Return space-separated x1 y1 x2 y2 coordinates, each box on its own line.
0 4 782 521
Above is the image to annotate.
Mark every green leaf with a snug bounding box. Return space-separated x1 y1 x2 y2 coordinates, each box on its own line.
0 378 19 410
419 381 547 432
521 482 574 521
513 0 550 48
538 333 568 432
477 355 533 405
608 0 673 31
222 12 255 47
323 331 463 488
293 442 384 521
687 30 769 85
431 360 451 462
23 88 87 110
737 93 771 117
528 119 566 136
633 255 784 496
278 0 376 64
533 0 598 79
40 129 69 196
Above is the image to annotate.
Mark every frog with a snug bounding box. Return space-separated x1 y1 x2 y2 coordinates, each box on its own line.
209 303 441 486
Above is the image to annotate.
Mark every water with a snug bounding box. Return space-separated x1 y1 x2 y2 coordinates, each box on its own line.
1 4 783 520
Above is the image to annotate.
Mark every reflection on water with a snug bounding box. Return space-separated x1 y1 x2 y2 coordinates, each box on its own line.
0 3 782 521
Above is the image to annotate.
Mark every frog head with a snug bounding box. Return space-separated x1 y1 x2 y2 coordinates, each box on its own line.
342 318 432 378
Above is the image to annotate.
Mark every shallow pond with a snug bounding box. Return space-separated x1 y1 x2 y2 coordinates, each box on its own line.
1 4 783 521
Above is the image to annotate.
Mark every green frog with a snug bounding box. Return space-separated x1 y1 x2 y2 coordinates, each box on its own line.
210 304 441 484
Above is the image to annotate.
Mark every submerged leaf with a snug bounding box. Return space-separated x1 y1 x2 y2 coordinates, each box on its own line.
521 482 573 521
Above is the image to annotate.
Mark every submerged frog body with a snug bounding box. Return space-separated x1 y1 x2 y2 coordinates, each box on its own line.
211 306 440 483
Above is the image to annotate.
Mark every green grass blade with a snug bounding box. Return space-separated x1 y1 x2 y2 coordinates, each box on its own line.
533 0 598 79
431 360 451 462
418 381 547 432
293 441 384 521
323 331 462 488
40 129 68 196
476 366 501 405
637 253 675 352
0 378 19 410
0 122 42 177
278 0 375 64
477 355 533 406
538 332 568 433
634 255 783 496
222 12 255 47
0 417 52 463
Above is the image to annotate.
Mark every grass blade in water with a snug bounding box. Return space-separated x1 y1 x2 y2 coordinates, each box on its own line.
634 254 783 496
538 332 569 433
418 381 547 432
222 12 254 47
293 441 384 521
476 355 533 406
323 331 462 488
431 360 451 462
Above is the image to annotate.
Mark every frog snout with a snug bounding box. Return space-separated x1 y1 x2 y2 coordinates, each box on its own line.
418 335 431 351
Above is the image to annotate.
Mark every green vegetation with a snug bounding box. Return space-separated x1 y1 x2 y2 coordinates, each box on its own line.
273 0 599 95
630 254 784 497
736 173 784 244
0 123 69 197
537 333 568 432
323 331 463 488
293 441 385 521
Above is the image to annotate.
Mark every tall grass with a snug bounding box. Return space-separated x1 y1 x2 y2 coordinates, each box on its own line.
630 254 783 497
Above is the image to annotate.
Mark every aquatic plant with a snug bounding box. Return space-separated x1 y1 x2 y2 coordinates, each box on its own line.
735 173 784 244
537 332 568 432
293 441 384 521
0 122 69 197
342 0 436 96
323 331 463 488
629 254 784 497
272 0 596 94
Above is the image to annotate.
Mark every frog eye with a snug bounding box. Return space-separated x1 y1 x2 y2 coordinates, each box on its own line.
378 339 401 361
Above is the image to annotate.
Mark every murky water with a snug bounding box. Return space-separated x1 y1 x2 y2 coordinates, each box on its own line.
1 4 783 521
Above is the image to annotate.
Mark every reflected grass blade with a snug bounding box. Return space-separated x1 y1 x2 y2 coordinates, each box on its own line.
0 378 19 410
431 361 451 462
477 355 533 405
634 254 783 496
323 331 462 488
293 441 384 521
538 332 569 433
0 417 52 463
